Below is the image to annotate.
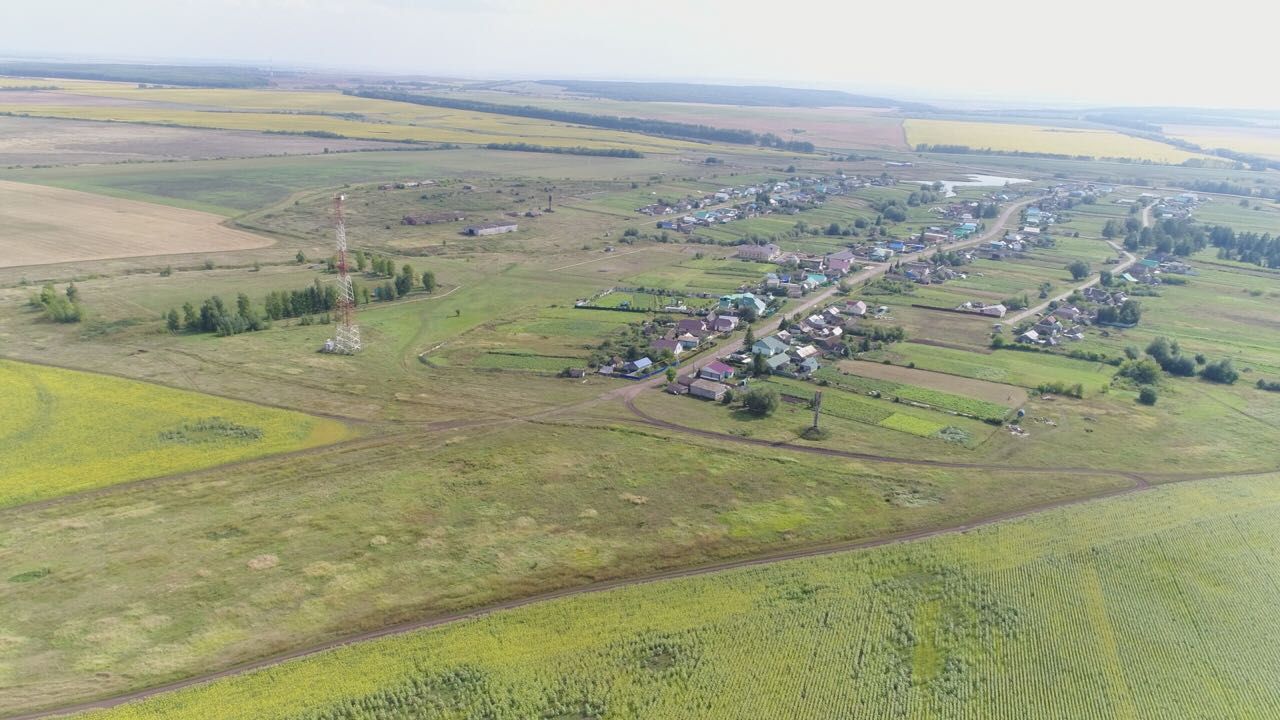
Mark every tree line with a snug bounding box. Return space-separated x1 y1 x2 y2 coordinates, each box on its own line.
349 90 815 152
485 143 642 158
1208 227 1280 268
167 264 438 336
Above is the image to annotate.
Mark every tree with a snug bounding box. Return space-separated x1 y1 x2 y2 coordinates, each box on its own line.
421 270 437 293
1100 270 1114 287
1067 260 1091 280
182 301 197 330
826 222 841 236
65 282 79 302
743 325 755 348
751 352 768 377
166 308 180 333
395 264 415 297
1118 359 1162 385
1138 386 1158 405
296 250 306 264
743 387 778 416
1200 358 1239 384
355 250 367 272
665 367 677 383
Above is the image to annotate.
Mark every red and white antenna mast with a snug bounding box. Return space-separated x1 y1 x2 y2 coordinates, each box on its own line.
330 194 362 354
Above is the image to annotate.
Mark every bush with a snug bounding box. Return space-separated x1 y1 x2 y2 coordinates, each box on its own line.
743 387 778 416
1200 359 1239 384
1138 386 1158 405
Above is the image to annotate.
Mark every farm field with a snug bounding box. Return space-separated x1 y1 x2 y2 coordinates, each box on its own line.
0 179 273 267
1164 123 1280 160
0 115 414 166
3 70 1280 720
905 119 1213 164
832 358 1029 407
71 470 1280 720
0 359 349 507
0 81 713 154
0 149 694 216
0 421 1131 716
450 89 912 149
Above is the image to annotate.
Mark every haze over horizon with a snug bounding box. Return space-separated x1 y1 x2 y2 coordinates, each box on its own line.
2 0 1276 111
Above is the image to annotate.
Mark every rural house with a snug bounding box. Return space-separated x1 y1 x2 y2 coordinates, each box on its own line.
737 243 781 262
699 361 736 383
689 379 730 401
752 336 789 357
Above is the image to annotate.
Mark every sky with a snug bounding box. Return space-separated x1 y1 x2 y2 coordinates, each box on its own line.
2 0 1274 110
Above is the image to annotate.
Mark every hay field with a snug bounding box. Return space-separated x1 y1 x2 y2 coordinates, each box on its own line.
1164 124 1280 160
0 359 350 507
0 180 272 267
906 119 1210 163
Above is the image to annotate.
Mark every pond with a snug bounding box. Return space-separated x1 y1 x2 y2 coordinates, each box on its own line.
909 174 1031 198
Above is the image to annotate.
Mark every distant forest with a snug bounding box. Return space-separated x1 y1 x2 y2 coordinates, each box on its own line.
0 62 271 88
543 80 933 111
350 89 817 152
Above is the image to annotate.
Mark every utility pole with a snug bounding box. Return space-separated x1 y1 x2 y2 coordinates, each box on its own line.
812 391 823 430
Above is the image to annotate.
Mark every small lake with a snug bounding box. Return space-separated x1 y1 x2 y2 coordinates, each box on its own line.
908 174 1031 198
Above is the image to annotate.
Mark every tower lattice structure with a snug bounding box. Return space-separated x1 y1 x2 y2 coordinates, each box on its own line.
332 194 362 354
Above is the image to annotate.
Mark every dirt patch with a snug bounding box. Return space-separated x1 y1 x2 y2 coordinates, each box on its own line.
0 180 273 267
246 554 279 570
837 359 1028 407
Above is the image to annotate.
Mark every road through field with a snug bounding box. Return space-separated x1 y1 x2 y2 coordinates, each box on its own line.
1003 202 1149 326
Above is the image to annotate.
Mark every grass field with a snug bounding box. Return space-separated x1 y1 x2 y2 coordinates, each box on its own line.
0 422 1130 715
0 180 272 267
0 359 349 507
905 119 1212 164
73 470 1280 720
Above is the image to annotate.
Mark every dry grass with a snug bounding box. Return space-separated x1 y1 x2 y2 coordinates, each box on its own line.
0 180 271 267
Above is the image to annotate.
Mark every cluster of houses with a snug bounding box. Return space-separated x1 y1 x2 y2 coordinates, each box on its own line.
1150 192 1204 221
956 301 1009 318
1118 253 1195 285
644 173 897 235
666 297 880 400
1016 308 1088 346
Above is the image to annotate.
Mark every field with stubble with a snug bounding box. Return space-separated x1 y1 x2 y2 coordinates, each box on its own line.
0 180 273 267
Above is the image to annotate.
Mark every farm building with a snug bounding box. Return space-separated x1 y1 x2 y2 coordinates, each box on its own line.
689 379 730 401
464 222 519 236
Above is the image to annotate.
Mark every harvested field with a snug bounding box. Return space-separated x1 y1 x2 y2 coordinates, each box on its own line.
0 180 272 267
0 116 420 166
836 358 1028 407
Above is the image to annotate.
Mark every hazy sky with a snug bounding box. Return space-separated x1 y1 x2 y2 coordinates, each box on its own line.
3 0 1273 110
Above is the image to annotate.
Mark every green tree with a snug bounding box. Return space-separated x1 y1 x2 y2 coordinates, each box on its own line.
182 301 197 330
355 250 367 272
421 270 437 293
1138 386 1158 405
165 308 180 333
743 387 779 416
1067 260 1091 280
665 367 677 383
295 250 306 264
751 352 768 377
743 325 755 348
65 282 79 302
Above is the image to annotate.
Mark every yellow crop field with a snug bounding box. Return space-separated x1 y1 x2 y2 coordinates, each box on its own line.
0 360 350 507
906 119 1212 163
1164 124 1280 160
0 78 704 153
